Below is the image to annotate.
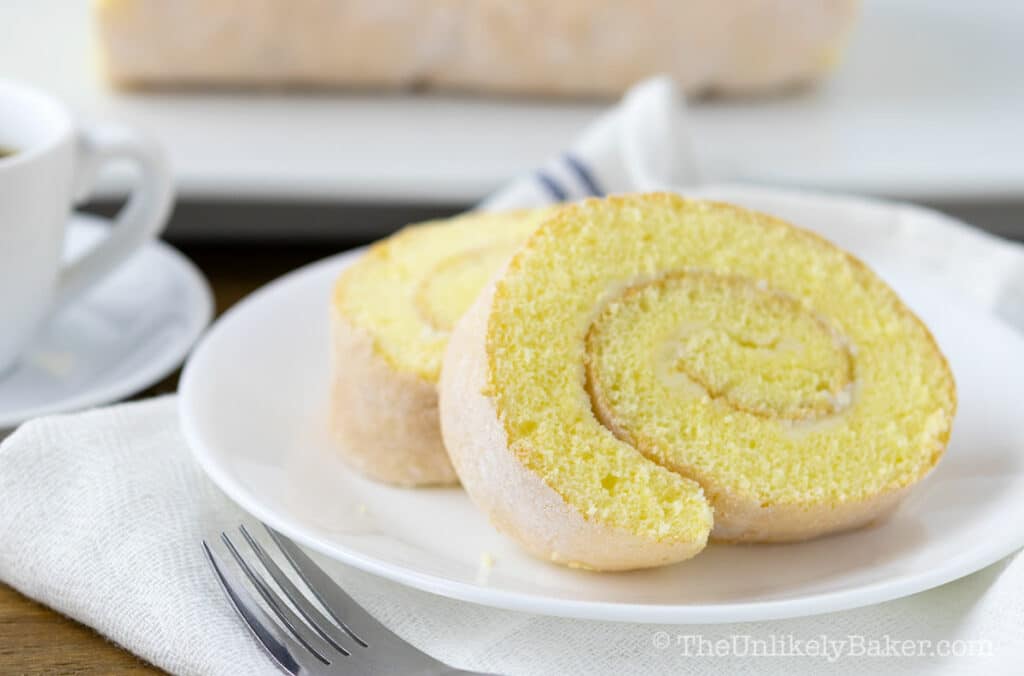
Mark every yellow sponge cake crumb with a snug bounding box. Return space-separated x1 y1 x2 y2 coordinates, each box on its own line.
440 193 955 569
330 208 549 486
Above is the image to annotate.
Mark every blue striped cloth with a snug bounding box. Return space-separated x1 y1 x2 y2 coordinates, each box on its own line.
534 154 606 202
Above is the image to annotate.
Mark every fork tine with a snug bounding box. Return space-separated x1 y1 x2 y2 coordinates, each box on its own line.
238 524 363 651
202 541 315 675
220 533 334 664
265 526 419 651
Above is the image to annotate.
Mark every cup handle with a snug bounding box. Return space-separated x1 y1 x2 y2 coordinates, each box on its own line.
54 124 174 308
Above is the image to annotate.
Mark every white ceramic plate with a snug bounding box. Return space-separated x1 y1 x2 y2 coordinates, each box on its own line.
180 189 1024 623
0 214 212 429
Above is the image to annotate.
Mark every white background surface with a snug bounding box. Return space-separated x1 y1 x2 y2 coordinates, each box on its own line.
1 0 1022 204
179 187 1024 623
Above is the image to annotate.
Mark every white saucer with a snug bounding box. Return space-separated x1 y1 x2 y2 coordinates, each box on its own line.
0 214 212 429
180 188 1024 624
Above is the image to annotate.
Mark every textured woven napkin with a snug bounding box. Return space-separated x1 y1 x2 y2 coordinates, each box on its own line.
3 77 1024 675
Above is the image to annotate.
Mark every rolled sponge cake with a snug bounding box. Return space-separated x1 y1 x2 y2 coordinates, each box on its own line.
330 209 549 486
93 0 859 98
439 193 955 570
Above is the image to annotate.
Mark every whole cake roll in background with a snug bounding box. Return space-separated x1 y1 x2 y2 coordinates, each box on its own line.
92 0 859 98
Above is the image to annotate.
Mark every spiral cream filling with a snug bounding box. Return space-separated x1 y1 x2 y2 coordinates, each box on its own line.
589 271 856 423
415 242 523 333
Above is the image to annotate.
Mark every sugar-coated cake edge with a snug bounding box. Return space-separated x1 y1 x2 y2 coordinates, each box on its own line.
330 305 458 486
440 277 710 571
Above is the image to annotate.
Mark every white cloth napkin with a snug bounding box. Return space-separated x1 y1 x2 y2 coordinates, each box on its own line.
2 77 1024 675
480 76 697 210
2 397 1023 676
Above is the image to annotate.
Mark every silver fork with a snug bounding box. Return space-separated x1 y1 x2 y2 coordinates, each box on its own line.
203 524 494 675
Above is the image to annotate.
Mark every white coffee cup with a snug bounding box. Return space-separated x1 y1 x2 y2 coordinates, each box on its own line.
0 80 173 375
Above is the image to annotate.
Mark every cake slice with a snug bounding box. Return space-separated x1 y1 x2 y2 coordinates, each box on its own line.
331 209 548 486
440 193 955 570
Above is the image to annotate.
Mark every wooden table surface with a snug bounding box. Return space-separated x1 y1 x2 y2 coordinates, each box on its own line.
0 242 357 675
